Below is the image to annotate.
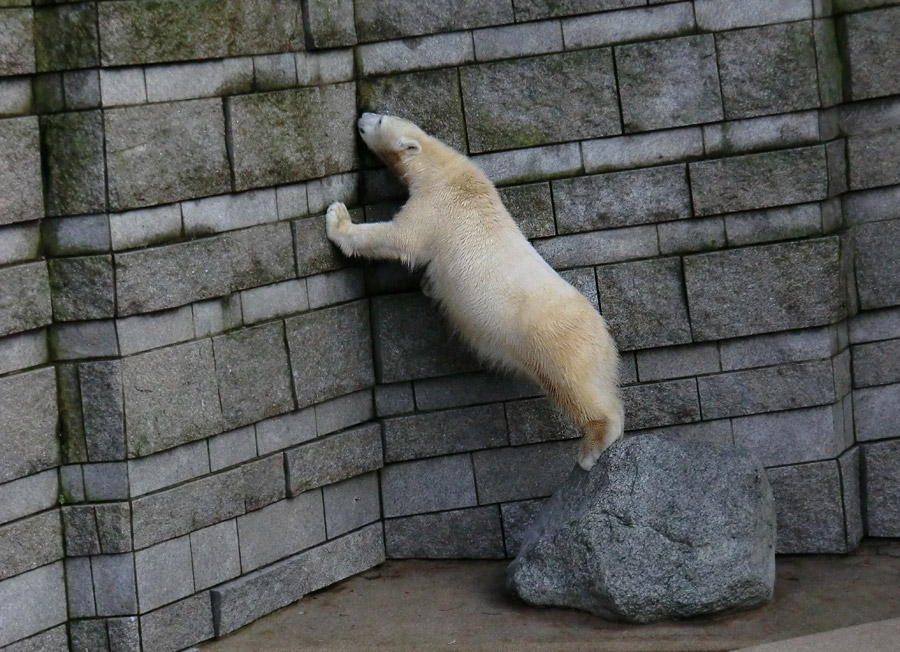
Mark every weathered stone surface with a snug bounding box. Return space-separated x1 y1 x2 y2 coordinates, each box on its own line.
238 492 326 571
68 620 108 652
506 398 580 445
33 3 98 72
0 223 40 268
304 0 356 48
293 213 350 278
183 188 278 237
582 127 703 174
256 408 317 456
237 455 284 513
563 3 693 49
63 69 101 111
852 338 900 387
381 454 478 517
307 268 366 310
374 382 415 417
122 340 224 457
131 468 245 549
105 99 230 210
0 470 57 528
854 219 900 310
717 22 819 119
0 117 42 224
854 383 900 441
100 67 147 107
127 440 210 497
98 0 304 66
140 593 214 652
616 35 722 131
42 214 110 257
61 506 100 557
384 404 508 462
685 238 844 341
0 262 51 338
460 49 619 153
358 69 467 152
116 306 194 357
474 20 563 61
0 8 34 76
724 203 823 247
213 322 294 429
323 473 381 538
473 440 577 504
355 0 512 41
285 424 383 495
720 326 837 372
658 217 726 255
596 257 692 350
78 360 126 462
554 165 690 234
95 503 133 554
498 183 555 239
229 84 356 190
48 255 114 321
622 378 701 431
534 225 659 269
286 301 375 408
357 31 474 77
690 146 827 216
135 537 194 613
109 204 182 252
116 222 295 315
211 524 384 636
4 624 68 652
842 7 900 100
107 617 141 652
191 520 241 591
703 111 821 158
514 0 643 21
694 0 811 30
0 563 66 648
847 130 900 190
83 462 128 502
501 499 546 557
0 511 62 582
92 553 138 616
413 370 540 411
474 142 582 186
768 461 848 553
508 435 775 622
314 390 374 436
861 439 900 537
371 292 480 384
636 343 719 383
385 506 505 559
0 368 58 484
241 279 308 325
732 405 845 467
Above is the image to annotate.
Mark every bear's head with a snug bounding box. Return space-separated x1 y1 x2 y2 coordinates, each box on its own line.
358 112 425 179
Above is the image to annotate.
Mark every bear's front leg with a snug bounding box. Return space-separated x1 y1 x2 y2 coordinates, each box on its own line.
325 201 413 262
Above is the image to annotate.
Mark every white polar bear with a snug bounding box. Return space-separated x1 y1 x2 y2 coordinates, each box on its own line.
326 113 624 470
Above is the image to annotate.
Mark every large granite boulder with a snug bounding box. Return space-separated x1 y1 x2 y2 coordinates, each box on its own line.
507 434 776 623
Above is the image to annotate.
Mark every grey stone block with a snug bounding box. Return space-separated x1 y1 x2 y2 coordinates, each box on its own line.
501 499 546 557
256 408 317 456
768 461 848 553
122 340 223 458
555 165 690 234
582 127 703 174
384 404 508 462
307 268 366 310
276 183 309 222
303 0 356 48
241 280 309 324
854 383 900 441
0 222 40 267
191 520 241 591
57 363 88 465
413 370 541 411
703 112 821 158
128 440 210 498
720 326 838 372
62 505 100 557
306 172 359 215
135 536 194 613
849 306 900 344
99 67 147 107
724 203 823 247
461 49 619 153
358 68 467 152
31 73 64 114
0 262 52 338
0 368 58 483
0 8 34 76
385 506 505 559
816 19 844 108
629 419 734 447
0 117 41 225
381 454 478 518
78 360 126 463
717 22 819 120
861 439 900 537
69 620 109 652
473 142 582 186
107 616 141 652
854 218 900 310
323 473 381 539
374 383 415 417
0 77 32 117
193 294 243 339
473 440 577 504
285 301 375 408
211 523 384 636
497 183 555 239
616 34 722 132
254 53 298 91
852 338 900 387
372 292 479 384
622 378 701 431
33 2 98 71
0 329 47 375
839 446 864 549
534 225 659 269
131 468 245 549
109 204 182 252
658 217 727 255
847 131 900 190
48 255 115 322
106 99 230 210
0 470 57 527
694 0 811 30
699 360 836 420
355 0 512 41
506 398 579 445
559 267 600 312
92 553 138 616
116 306 194 357
296 50 355 86
690 146 827 216
144 60 226 103
562 3 693 49
42 214 111 257
514 0 643 21
285 424 383 495
293 215 347 278
0 563 66 648
213 322 294 429
98 0 303 66
241 454 287 512
41 111 106 217
842 7 900 100
229 84 356 191
65 557 95 619
314 390 374 437
95 503 133 554
473 20 562 61
685 238 843 341
209 426 257 472
3 626 66 652
595 257 691 351
733 405 845 467
636 343 720 383
83 463 128 501
140 593 214 652
238 492 326 571
0 511 62 581
183 188 278 236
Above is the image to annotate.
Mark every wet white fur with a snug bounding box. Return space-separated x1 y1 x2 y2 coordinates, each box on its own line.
326 113 624 470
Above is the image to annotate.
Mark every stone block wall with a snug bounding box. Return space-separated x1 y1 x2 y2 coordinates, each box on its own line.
1 0 899 650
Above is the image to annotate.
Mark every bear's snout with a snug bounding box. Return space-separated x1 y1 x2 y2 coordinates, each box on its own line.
358 112 382 135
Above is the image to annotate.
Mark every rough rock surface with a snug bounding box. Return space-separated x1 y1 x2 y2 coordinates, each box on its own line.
507 434 776 622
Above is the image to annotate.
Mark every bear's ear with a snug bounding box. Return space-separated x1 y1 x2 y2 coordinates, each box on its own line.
397 136 422 155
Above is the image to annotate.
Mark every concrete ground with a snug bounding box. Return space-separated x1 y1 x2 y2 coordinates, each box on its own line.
201 540 900 652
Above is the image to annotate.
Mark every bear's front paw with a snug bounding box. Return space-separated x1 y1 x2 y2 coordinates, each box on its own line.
325 202 352 241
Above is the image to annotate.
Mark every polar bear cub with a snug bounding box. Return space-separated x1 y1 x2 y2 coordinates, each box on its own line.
326 113 624 470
